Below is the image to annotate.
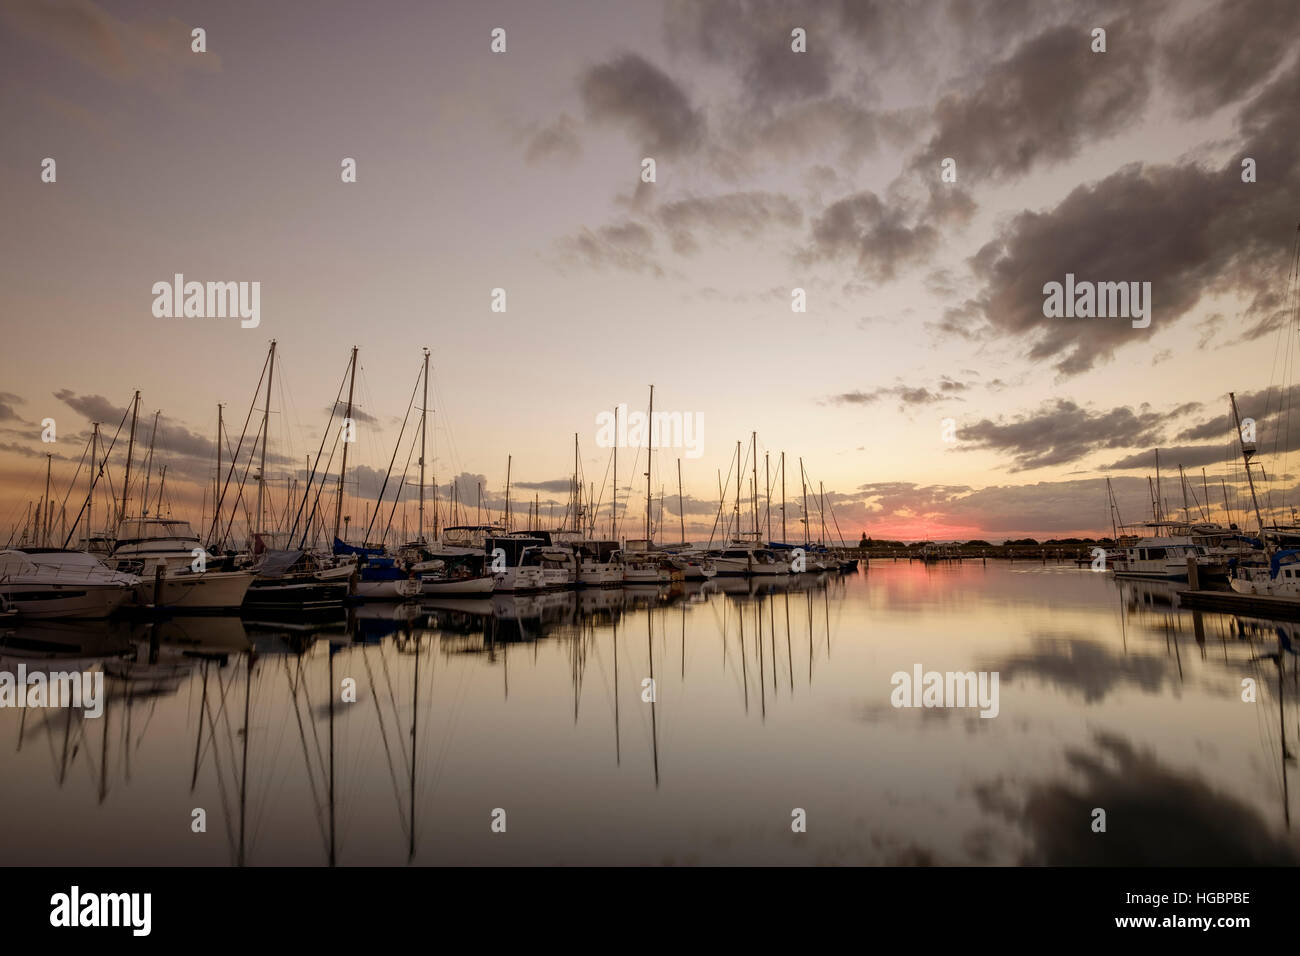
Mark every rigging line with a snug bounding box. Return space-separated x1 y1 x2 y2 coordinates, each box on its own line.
381 423 421 546
363 364 421 544
61 400 131 548
290 354 351 544
283 658 329 849
217 414 266 550
362 647 412 839
51 432 92 536
205 348 271 546
300 429 343 550
707 447 738 547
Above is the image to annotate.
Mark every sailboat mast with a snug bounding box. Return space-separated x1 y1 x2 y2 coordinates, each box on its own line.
505 455 512 531
573 432 580 532
214 405 223 547
43 453 52 547
820 481 826 545
800 457 808 546
1179 464 1189 525
612 405 618 541
734 440 741 539
781 451 787 543
333 346 358 543
255 340 275 541
677 458 685 545
88 422 99 548
765 452 771 541
1229 391 1266 535
141 410 159 517
1106 477 1118 541
119 390 140 529
751 432 758 537
645 386 654 542
1154 448 1162 529
419 347 429 544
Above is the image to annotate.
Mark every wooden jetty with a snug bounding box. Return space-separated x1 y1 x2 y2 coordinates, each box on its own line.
1176 588 1300 621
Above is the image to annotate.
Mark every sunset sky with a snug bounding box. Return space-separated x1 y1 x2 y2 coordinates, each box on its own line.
2 0 1299 544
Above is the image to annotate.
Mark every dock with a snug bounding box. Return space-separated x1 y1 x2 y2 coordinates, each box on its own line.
1176 588 1300 621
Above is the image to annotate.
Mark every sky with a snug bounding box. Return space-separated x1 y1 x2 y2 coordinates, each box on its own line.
2 0 1300 545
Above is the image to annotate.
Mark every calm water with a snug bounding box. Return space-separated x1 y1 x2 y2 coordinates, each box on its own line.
2 561 1297 866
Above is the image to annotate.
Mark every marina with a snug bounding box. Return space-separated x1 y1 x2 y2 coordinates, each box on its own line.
2 559 1296 866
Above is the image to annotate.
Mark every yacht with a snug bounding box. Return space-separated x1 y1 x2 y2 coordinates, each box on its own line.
485 537 545 592
111 517 214 572
1230 549 1300 597
568 540 624 587
1112 536 1204 581
133 564 256 611
403 545 496 596
708 541 789 576
0 549 140 619
666 549 717 580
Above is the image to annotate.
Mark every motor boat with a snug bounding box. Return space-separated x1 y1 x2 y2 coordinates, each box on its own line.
0 549 140 619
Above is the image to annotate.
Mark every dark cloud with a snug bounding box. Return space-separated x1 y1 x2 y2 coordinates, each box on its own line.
556 221 663 276
513 478 573 494
54 390 217 461
724 97 919 170
966 53 1300 375
655 191 802 254
580 53 704 156
912 18 1152 183
0 392 27 423
958 399 1177 471
326 402 381 425
828 378 971 410
803 190 938 280
1159 0 1297 116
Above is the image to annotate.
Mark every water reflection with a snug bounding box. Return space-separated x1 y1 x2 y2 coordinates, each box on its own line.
1 564 1295 865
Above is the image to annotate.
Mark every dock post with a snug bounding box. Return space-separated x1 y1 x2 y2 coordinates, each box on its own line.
1186 556 1199 590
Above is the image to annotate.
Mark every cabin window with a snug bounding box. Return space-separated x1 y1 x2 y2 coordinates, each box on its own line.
1146 548 1166 560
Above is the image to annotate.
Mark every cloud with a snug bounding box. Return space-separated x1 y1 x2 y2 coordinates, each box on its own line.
524 114 581 165
803 190 939 281
911 18 1152 183
513 478 573 494
655 191 802 254
0 0 221 85
556 221 664 276
966 54 1300 375
1159 0 1297 116
580 53 704 156
957 399 1180 470
828 378 971 410
327 402 381 425
0 392 27 423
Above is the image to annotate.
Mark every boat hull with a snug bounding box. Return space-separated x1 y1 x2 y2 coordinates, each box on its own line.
419 574 496 596
133 569 255 610
0 584 132 620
